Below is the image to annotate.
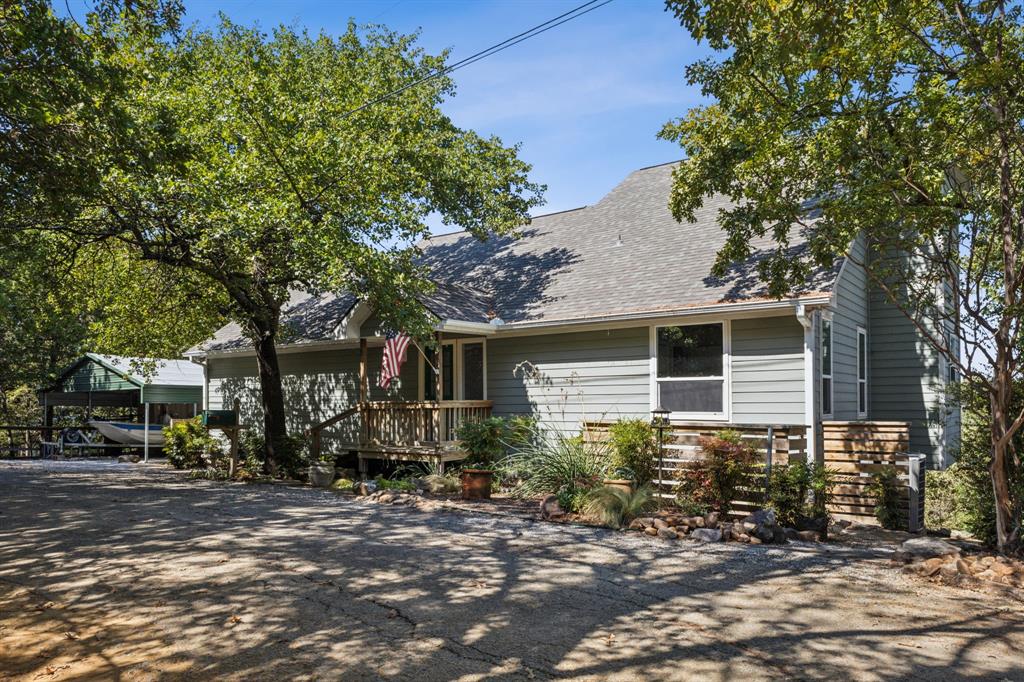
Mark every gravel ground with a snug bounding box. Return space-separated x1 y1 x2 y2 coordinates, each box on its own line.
1 460 1022 681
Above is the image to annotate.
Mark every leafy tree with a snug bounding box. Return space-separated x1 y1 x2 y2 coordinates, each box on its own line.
662 0 1024 554
12 6 543 471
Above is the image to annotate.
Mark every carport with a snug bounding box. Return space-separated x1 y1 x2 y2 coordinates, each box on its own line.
38 353 204 460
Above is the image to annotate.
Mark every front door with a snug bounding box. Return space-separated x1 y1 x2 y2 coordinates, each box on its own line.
422 339 486 401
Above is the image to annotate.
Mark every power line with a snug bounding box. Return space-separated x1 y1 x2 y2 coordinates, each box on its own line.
340 0 615 120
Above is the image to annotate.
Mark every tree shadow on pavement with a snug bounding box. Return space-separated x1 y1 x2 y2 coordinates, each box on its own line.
0 460 1021 681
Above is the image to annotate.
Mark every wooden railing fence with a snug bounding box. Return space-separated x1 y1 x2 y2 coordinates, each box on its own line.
307 400 493 459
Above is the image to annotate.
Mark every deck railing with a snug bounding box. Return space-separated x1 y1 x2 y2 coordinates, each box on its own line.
307 400 493 458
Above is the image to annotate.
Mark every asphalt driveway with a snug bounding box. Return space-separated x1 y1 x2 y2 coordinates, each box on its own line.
1 460 1021 681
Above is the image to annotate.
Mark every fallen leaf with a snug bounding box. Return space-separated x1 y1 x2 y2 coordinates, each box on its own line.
228 615 242 625
63 631 79 640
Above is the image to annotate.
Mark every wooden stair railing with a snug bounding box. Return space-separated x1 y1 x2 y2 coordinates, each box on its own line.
306 405 360 461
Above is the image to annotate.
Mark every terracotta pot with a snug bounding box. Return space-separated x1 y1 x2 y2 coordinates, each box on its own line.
603 478 634 494
461 469 493 500
308 462 335 488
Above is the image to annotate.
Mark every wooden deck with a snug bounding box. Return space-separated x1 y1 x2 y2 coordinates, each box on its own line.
307 400 492 473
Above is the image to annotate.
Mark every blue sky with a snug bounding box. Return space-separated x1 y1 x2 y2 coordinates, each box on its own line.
69 0 713 232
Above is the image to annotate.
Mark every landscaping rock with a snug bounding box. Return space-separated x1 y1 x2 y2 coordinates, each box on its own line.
657 527 679 541
683 516 705 528
901 537 960 559
117 454 141 463
748 536 762 545
653 518 670 530
703 512 721 528
917 557 946 577
796 530 822 543
691 528 722 542
783 527 800 542
644 526 659 537
771 527 789 544
539 495 564 520
378 493 396 504
744 509 777 528
628 518 646 531
795 515 829 535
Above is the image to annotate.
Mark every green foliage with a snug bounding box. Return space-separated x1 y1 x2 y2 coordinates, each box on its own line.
163 418 223 469
869 468 903 530
608 419 660 485
662 0 1024 550
457 417 510 469
373 475 417 492
584 485 655 529
506 431 609 507
421 473 461 495
457 415 538 469
766 462 837 527
674 432 756 514
7 5 544 470
927 400 1024 546
330 478 357 493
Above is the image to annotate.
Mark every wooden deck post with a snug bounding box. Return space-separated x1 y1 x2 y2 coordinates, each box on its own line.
434 331 443 445
359 338 368 403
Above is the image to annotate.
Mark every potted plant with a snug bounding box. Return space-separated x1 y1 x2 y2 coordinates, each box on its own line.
308 454 336 488
456 417 508 500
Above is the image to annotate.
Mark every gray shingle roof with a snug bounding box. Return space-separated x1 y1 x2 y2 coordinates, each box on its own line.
194 161 839 353
419 161 837 325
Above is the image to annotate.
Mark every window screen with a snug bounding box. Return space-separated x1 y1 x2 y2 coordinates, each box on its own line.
655 324 725 415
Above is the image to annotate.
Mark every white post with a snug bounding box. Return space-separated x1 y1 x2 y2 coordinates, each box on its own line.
144 402 150 463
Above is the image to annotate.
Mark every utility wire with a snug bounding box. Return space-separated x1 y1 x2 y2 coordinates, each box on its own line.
339 0 615 120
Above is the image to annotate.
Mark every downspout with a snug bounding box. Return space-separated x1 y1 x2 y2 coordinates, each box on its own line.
189 355 209 413
796 303 817 464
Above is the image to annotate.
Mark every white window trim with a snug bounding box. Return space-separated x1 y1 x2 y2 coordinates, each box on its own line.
418 337 488 401
649 320 731 421
856 326 868 419
821 317 834 419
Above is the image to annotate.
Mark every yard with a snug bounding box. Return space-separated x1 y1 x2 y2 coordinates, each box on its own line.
1 460 1021 681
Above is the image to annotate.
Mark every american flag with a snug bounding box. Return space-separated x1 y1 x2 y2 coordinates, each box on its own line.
378 331 411 389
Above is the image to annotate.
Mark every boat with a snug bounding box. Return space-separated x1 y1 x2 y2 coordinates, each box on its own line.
89 421 166 446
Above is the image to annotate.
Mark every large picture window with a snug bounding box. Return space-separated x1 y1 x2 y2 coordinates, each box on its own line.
655 323 726 416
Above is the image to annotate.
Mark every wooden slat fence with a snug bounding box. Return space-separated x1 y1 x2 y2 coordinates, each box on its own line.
822 421 925 531
583 421 807 515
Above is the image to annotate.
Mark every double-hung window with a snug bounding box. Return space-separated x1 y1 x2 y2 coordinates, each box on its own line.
821 318 833 417
856 327 868 418
654 323 727 417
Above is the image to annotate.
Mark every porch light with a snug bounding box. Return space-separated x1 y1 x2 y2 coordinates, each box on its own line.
651 404 670 508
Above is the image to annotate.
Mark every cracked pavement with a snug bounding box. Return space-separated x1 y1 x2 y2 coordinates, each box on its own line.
1 459 1022 681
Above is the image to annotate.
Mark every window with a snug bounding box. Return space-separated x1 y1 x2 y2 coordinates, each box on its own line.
654 323 727 416
821 318 833 417
857 327 868 418
462 343 484 400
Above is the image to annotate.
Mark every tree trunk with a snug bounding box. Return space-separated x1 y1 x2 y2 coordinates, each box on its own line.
252 319 288 476
990 386 1021 554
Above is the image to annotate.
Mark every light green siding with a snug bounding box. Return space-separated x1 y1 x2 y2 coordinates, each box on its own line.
486 327 650 434
731 316 805 424
61 360 137 393
207 346 418 449
829 237 870 420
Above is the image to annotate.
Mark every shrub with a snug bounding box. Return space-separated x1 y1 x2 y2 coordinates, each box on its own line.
457 415 538 469
163 418 223 469
374 475 417 492
585 485 654 529
674 430 756 514
506 431 608 509
869 468 903 530
608 419 659 485
766 462 837 527
331 477 357 492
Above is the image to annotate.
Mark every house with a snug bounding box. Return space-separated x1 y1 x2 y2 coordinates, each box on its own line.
186 162 960 470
